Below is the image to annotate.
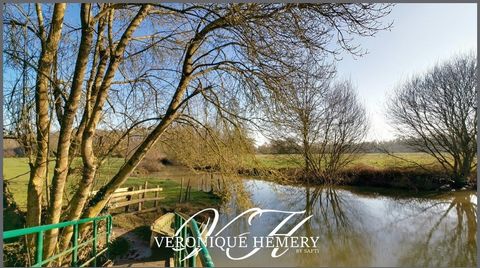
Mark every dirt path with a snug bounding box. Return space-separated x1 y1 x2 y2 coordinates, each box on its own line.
112 227 151 264
111 227 172 267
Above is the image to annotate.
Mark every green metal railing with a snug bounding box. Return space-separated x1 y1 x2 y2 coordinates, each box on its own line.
174 212 214 267
3 215 112 267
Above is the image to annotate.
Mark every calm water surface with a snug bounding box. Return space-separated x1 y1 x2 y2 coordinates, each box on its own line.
207 179 476 267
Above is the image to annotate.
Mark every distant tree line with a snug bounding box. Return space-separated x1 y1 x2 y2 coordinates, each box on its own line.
256 138 420 155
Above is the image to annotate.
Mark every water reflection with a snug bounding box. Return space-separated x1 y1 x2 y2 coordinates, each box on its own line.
396 192 477 267
295 186 373 266
210 179 476 267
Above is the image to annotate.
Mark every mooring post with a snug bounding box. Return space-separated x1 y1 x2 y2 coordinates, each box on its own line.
179 177 183 202
125 186 133 213
185 178 191 202
210 173 214 192
154 185 160 208
141 181 148 210
138 185 143 212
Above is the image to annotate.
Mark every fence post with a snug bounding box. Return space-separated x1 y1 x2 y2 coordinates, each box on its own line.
179 177 183 202
72 224 78 267
35 231 43 266
182 218 187 267
174 214 179 267
125 186 133 213
185 179 191 202
210 173 214 192
138 185 143 211
154 185 160 208
106 216 111 259
142 181 148 209
92 220 98 267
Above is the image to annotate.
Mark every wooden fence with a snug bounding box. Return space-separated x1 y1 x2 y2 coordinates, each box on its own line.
90 181 164 215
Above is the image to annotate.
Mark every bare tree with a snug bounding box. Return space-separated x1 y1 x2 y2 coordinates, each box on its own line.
387 52 477 186
3 3 392 260
310 80 368 180
263 59 333 172
264 62 368 181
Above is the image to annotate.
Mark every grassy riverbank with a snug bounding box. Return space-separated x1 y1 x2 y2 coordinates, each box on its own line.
3 158 220 213
253 152 438 169
243 153 475 191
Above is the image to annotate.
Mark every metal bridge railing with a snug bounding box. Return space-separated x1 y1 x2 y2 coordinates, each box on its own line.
3 215 112 267
174 212 214 267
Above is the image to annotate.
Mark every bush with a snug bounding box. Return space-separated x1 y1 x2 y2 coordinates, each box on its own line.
136 158 164 175
3 242 29 267
339 165 452 191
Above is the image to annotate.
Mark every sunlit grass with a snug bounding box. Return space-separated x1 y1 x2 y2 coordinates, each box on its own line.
254 152 439 169
3 157 217 211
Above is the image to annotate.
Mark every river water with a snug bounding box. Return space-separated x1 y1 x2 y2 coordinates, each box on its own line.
205 178 477 267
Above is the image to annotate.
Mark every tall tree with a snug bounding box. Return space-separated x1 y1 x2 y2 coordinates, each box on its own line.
265 68 368 181
387 52 477 186
3 3 392 260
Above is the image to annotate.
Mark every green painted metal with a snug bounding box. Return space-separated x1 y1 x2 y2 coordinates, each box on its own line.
189 217 214 267
35 231 43 265
3 215 112 267
72 224 79 266
174 212 214 267
93 220 98 267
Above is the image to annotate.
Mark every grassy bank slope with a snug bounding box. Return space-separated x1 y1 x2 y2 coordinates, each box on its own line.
253 152 438 170
3 158 219 212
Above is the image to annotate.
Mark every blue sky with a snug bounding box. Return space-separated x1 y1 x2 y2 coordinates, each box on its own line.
335 3 477 142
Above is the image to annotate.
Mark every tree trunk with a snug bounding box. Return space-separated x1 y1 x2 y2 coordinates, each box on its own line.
26 3 66 248
43 4 94 259
57 5 152 252
82 9 214 218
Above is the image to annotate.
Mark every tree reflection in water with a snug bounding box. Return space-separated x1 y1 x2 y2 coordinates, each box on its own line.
212 179 476 267
396 192 476 267
290 186 373 267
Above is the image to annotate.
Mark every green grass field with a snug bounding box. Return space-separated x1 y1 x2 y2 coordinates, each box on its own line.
3 157 218 211
254 152 438 169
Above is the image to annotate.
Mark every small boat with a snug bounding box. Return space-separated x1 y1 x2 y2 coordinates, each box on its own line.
150 212 175 248
149 212 214 266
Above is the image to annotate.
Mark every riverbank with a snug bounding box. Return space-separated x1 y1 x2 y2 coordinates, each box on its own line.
236 153 476 191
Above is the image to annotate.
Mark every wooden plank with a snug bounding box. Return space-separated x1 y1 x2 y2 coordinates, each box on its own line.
90 187 129 196
112 207 159 216
126 207 159 215
110 188 163 198
111 197 165 209
110 196 127 203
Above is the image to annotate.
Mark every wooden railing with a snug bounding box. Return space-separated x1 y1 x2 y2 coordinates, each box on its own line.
91 182 164 214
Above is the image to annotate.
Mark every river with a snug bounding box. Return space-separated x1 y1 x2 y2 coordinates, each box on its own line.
205 178 476 267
